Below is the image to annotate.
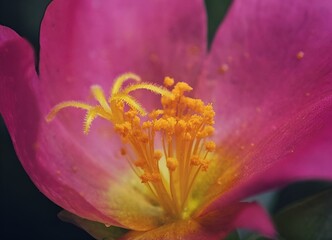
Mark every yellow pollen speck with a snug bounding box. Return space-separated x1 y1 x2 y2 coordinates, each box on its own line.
218 64 229 74
46 73 217 220
188 45 200 56
297 51 304 60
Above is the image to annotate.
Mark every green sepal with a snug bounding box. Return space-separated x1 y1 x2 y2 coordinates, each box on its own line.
58 210 128 240
275 188 332 240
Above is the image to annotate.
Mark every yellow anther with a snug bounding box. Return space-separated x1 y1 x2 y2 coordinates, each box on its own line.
201 159 210 171
204 126 215 135
149 110 164 119
142 121 152 129
173 82 193 95
166 158 178 171
204 105 215 118
165 117 176 134
197 126 215 138
124 110 137 119
114 122 132 137
205 141 216 152
164 76 174 87
190 155 200 166
153 151 163 161
132 116 141 126
176 120 187 132
140 172 161 183
134 159 146 168
188 115 203 128
153 118 169 131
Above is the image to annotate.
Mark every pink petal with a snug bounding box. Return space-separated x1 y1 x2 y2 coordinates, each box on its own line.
0 25 20 42
0 26 164 231
199 202 275 239
38 0 207 177
37 0 207 229
122 202 275 240
40 0 206 105
206 104 332 212
197 0 332 211
0 25 115 225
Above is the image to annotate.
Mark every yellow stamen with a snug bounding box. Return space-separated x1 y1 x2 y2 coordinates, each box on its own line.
111 72 141 95
123 82 173 97
46 101 92 122
91 85 112 113
111 93 147 116
46 73 172 132
47 73 216 220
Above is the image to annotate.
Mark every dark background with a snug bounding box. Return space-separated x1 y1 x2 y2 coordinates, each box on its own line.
0 1 231 239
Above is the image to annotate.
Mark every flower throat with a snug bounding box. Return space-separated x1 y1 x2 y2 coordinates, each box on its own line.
47 73 216 219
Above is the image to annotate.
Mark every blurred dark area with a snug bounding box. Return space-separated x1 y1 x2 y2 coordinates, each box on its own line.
0 1 97 239
1 1 330 240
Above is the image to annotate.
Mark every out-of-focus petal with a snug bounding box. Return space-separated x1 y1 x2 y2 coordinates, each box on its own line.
40 0 206 106
197 0 332 211
122 202 275 240
206 105 332 212
0 26 163 231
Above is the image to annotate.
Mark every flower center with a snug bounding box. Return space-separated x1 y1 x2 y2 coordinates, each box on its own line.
47 73 216 220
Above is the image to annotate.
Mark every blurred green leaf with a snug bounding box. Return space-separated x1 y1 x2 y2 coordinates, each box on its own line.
225 230 241 240
273 181 332 213
275 189 332 240
58 211 128 240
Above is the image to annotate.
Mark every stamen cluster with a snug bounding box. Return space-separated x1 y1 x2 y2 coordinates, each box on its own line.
46 73 216 219
115 78 216 218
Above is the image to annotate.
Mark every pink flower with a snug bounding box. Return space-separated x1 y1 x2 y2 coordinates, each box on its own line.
1 0 332 239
